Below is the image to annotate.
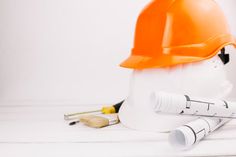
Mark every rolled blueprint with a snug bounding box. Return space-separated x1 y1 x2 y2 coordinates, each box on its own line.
150 92 236 119
169 117 229 150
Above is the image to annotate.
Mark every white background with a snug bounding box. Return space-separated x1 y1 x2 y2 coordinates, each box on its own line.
0 0 235 105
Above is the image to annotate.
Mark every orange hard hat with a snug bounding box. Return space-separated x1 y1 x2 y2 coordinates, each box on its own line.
120 0 236 69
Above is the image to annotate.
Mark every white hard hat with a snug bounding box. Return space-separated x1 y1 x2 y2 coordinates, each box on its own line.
118 51 233 132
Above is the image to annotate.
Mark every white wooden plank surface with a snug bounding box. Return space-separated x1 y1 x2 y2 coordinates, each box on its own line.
0 105 236 157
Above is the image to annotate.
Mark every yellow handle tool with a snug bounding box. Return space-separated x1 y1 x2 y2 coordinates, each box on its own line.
64 100 124 120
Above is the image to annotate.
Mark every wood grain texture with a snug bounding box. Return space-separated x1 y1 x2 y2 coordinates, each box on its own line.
0 105 236 157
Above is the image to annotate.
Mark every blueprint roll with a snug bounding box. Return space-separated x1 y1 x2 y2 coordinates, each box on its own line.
150 92 236 119
169 117 229 150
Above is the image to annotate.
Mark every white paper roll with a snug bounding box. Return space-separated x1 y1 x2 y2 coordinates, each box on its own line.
169 117 229 150
150 92 236 119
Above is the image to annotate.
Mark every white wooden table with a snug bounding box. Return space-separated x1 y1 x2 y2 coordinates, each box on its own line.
1 104 236 157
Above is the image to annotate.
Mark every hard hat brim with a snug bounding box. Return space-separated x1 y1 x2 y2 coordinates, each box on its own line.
120 54 205 69
118 99 196 132
120 35 236 69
